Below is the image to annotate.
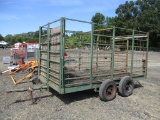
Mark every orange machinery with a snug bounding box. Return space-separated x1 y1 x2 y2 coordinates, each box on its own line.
10 43 27 57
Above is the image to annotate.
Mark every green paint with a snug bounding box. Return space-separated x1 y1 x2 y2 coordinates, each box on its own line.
38 26 42 79
111 26 115 79
46 23 51 90
38 18 149 94
131 30 135 77
90 23 94 88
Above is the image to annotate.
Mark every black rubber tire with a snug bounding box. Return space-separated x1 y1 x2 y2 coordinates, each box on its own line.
99 79 117 101
118 76 134 97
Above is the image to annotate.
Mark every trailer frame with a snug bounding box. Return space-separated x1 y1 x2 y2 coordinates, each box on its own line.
38 17 149 97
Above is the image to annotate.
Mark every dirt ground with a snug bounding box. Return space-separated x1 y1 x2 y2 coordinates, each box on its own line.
0 49 160 120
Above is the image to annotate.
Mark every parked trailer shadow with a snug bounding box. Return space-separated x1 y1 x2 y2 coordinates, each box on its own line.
49 87 98 105
134 81 144 88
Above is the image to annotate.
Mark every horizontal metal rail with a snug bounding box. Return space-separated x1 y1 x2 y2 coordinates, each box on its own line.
41 19 61 27
65 17 92 24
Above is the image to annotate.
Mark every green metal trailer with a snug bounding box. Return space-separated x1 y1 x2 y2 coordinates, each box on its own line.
38 17 149 101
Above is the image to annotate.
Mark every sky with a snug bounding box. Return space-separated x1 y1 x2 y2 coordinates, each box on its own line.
0 0 131 37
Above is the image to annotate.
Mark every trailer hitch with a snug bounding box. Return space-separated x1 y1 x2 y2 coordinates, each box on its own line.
6 85 47 105
27 87 36 105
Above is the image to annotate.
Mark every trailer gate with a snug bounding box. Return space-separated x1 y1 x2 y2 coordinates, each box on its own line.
38 18 149 94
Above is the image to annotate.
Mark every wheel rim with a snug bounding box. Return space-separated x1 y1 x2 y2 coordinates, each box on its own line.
106 84 116 99
125 81 133 93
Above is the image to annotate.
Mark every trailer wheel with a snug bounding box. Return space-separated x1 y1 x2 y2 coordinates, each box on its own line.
119 76 134 97
99 79 117 101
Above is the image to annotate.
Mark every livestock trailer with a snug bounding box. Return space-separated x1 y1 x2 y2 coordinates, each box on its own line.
38 18 149 101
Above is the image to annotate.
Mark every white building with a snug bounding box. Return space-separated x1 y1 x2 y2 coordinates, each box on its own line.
26 42 39 52
0 41 8 45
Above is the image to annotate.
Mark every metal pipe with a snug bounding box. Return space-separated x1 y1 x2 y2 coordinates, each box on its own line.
96 35 99 69
130 30 135 77
145 32 149 78
126 40 129 72
115 27 147 34
6 86 47 104
41 19 61 27
93 34 113 38
46 23 51 90
65 17 92 24
50 19 61 24
27 87 36 105
78 41 82 71
90 23 94 87
60 18 65 93
111 26 115 79
38 26 42 80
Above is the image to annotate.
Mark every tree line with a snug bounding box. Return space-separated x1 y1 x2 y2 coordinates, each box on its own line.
0 31 39 45
1 0 160 47
92 0 160 47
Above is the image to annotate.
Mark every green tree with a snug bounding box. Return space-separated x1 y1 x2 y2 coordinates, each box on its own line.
10 36 16 45
0 34 4 41
27 38 38 42
33 30 39 38
4 30 39 45
14 34 23 43
91 12 106 29
114 0 160 47
115 1 138 29
5 34 13 45
106 17 116 26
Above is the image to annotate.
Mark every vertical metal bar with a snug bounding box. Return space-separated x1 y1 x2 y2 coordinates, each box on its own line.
38 26 42 79
46 23 50 90
126 39 129 72
79 40 82 71
25 45 28 61
60 18 65 93
96 35 99 69
90 23 94 87
145 32 149 78
140 40 142 64
111 26 115 79
130 30 135 77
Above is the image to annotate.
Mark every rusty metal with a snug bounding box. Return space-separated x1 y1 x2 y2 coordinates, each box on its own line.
6 86 47 104
8 60 38 75
142 59 146 72
27 87 36 105
106 84 115 99
6 89 28 93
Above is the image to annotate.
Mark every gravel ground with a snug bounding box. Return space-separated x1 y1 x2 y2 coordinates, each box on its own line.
0 49 160 120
